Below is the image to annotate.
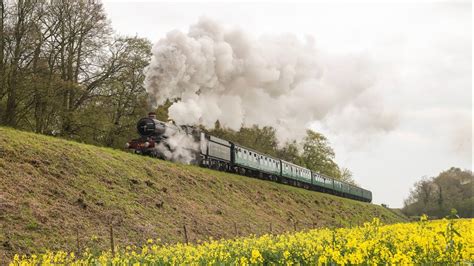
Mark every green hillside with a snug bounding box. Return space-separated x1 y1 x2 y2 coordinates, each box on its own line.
0 127 406 259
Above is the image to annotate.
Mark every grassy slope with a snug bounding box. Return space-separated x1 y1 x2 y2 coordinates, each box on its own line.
0 127 406 258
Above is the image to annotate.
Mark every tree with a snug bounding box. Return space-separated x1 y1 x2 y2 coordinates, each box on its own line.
276 140 303 166
154 99 173 122
50 0 112 136
77 37 152 147
0 0 5 101
2 0 40 126
339 167 358 185
403 168 474 218
208 124 279 157
300 130 340 178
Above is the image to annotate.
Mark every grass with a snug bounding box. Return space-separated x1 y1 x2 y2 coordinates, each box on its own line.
0 127 407 260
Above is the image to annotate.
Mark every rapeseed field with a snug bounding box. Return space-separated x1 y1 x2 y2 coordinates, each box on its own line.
9 218 473 265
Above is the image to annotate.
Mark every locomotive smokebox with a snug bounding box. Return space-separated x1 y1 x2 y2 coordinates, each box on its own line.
137 117 166 136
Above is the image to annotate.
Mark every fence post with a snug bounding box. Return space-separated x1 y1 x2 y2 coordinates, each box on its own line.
233 221 238 236
110 225 115 257
76 227 80 255
293 221 297 231
269 222 272 234
183 224 189 244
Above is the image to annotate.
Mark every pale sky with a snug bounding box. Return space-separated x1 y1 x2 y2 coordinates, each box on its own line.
102 1 472 208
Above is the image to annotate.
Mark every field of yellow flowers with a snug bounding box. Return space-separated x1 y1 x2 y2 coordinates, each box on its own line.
8 218 474 265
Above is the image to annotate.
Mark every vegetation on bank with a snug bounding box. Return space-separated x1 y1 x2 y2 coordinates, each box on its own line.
8 218 473 265
0 127 404 260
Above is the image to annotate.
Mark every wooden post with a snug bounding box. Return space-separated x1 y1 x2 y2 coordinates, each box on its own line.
110 225 115 257
183 224 188 244
293 221 297 231
269 222 272 234
76 227 80 255
233 221 238 236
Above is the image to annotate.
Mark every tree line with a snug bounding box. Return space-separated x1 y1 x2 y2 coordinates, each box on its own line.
208 121 356 184
402 167 473 218
0 0 355 184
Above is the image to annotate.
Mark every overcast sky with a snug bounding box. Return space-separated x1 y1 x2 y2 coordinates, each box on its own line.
102 1 472 207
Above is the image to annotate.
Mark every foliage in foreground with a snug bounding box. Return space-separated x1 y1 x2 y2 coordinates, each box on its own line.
8 218 474 265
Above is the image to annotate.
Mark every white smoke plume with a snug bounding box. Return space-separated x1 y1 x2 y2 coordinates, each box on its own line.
145 17 397 144
154 125 200 164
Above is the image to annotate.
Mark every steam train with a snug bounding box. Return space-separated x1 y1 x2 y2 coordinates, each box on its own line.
127 112 372 203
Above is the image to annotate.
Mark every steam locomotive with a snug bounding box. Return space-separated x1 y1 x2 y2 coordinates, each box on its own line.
127 112 372 203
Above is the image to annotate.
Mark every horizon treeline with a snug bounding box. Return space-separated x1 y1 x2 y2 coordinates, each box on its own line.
402 167 473 218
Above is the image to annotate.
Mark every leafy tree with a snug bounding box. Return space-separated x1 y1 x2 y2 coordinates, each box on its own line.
155 99 173 122
339 167 358 185
276 140 303 166
300 130 340 178
403 167 474 218
208 124 279 157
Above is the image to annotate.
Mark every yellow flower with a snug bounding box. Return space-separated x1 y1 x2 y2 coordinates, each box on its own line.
240 256 249 266
250 249 263 264
283 250 291 259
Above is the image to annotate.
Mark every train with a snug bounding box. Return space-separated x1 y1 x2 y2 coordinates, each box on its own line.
126 112 372 203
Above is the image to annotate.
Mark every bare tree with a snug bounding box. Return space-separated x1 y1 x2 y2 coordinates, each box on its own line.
3 0 39 126
0 0 5 100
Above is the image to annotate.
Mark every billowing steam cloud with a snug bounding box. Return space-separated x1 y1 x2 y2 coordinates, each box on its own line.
146 17 397 144
154 125 200 164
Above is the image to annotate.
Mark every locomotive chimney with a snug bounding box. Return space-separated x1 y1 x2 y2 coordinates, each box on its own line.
148 112 157 119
